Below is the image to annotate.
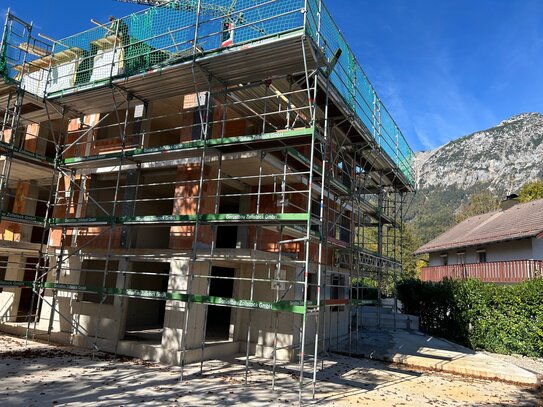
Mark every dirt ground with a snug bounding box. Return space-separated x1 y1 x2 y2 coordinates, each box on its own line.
0 333 541 406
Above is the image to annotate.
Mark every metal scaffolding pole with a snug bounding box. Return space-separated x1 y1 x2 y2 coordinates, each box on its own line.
298 35 319 402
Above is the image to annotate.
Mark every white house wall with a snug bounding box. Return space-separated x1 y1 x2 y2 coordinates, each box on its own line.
531 237 543 260
428 238 534 266
486 239 532 262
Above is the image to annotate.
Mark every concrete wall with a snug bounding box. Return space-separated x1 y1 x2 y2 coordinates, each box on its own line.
0 255 25 323
1 252 344 365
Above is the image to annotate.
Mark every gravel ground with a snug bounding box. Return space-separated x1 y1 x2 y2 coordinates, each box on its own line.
0 333 541 406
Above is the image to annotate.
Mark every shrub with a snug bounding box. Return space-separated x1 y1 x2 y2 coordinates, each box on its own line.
397 278 543 357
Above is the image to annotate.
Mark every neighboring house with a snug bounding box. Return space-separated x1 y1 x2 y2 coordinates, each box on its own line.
415 197 543 282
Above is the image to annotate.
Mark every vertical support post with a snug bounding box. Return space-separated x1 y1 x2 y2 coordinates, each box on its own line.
244 150 264 383
92 89 131 358
376 175 384 329
311 59 328 399
28 100 63 340
0 88 24 209
180 3 206 376
199 150 221 374
298 44 319 402
46 165 74 339
271 150 288 391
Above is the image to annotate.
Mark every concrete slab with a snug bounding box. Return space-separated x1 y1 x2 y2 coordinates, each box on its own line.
335 329 541 385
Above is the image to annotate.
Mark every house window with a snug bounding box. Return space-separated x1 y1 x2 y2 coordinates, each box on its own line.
440 254 448 266
457 251 465 264
477 250 487 263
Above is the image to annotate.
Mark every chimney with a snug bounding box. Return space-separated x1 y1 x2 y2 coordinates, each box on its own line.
500 193 520 211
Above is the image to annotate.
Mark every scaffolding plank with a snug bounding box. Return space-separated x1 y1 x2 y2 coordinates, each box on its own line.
200 213 309 223
118 213 310 225
0 280 33 288
62 128 314 169
337 246 401 270
0 141 54 164
62 139 206 168
49 213 310 227
207 127 314 152
0 279 377 312
50 216 116 226
0 280 307 314
0 211 45 225
262 224 320 242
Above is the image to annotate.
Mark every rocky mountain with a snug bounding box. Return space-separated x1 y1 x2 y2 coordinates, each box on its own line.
408 112 543 242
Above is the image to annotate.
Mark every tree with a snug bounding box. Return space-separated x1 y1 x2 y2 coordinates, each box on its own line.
518 180 543 203
401 223 426 279
454 190 500 223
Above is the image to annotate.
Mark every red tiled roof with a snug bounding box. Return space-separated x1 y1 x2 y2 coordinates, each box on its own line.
414 198 543 254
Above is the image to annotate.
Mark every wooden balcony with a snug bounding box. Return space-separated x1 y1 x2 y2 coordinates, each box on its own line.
421 260 543 283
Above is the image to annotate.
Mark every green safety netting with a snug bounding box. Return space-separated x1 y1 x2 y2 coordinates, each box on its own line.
305 0 414 184
53 0 305 86
0 13 31 83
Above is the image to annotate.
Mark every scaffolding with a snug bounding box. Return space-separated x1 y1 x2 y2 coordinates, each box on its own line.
0 0 414 402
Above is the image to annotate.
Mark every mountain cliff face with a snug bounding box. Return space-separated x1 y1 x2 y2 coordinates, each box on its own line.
409 112 543 242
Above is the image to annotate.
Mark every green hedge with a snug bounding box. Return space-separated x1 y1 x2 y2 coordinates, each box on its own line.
397 278 543 357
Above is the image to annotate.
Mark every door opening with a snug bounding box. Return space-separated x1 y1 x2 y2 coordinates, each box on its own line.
205 266 235 342
17 257 39 322
123 262 169 344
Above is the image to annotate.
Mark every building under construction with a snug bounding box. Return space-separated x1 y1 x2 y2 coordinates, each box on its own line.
0 0 414 399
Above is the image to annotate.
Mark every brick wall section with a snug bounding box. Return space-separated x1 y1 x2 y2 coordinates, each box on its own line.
169 164 218 249
23 123 39 153
50 175 93 248
0 181 30 241
65 114 100 158
74 227 122 249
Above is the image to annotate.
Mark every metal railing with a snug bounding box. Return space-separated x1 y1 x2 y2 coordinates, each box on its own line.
421 260 543 283
0 11 52 87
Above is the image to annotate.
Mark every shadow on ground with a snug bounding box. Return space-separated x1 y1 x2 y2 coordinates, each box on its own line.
1 334 541 406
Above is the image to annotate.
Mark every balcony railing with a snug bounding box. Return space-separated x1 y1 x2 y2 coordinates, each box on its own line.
421 260 543 283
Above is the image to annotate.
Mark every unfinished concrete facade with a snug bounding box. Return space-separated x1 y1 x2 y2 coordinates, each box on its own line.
0 0 414 398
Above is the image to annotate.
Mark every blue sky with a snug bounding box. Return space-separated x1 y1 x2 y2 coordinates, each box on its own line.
4 0 542 152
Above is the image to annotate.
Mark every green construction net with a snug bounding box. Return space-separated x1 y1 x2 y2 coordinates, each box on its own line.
306 0 414 184
0 12 53 99
51 0 305 88
0 13 45 84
